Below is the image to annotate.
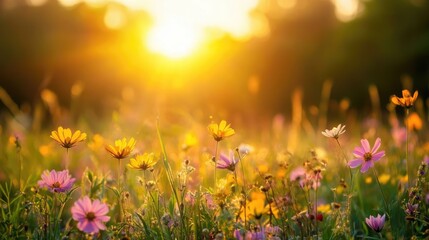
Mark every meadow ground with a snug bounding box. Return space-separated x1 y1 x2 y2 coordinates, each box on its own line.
0 87 428 239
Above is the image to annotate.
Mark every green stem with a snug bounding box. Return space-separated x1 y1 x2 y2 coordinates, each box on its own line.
214 141 219 191
53 194 58 238
335 138 354 235
405 108 410 187
156 120 187 238
118 158 123 222
372 168 389 216
237 150 247 229
335 139 353 185
65 148 69 170
315 178 319 238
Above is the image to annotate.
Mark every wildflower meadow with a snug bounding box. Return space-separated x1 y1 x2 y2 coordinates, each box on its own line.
0 84 428 240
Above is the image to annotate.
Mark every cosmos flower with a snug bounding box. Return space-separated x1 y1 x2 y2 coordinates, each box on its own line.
105 137 136 159
321 124 346 139
37 169 75 193
365 214 386 232
348 138 385 173
208 120 235 142
50 127 86 149
128 152 158 171
216 151 240 172
71 196 110 234
290 167 306 182
391 89 418 108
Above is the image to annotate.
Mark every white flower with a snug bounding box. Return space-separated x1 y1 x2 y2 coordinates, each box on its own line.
238 143 254 156
322 124 346 139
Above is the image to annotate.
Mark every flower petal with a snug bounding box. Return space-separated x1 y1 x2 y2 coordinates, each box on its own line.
360 161 374 173
361 139 371 153
371 138 381 154
372 151 385 161
348 159 363 168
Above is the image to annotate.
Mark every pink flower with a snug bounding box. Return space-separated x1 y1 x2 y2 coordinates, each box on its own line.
37 169 75 193
290 167 306 182
348 138 385 173
71 196 110 234
216 151 240 172
365 214 386 232
423 155 429 165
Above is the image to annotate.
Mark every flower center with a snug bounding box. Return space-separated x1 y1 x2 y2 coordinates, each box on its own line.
86 212 96 221
363 152 372 162
52 182 61 188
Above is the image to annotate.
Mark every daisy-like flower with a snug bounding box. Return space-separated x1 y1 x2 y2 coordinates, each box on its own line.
71 196 110 234
216 151 240 172
128 152 158 171
391 89 418 108
348 138 385 173
240 192 279 221
38 169 75 193
208 120 235 142
365 214 386 232
50 127 86 149
105 137 136 159
321 124 346 139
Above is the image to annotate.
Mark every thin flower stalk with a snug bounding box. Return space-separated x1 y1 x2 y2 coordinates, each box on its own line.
156 120 188 238
106 137 135 222
406 108 410 187
372 167 389 216
391 90 418 187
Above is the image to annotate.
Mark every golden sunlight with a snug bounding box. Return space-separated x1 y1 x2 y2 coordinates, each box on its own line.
57 0 262 59
146 22 202 59
332 0 359 22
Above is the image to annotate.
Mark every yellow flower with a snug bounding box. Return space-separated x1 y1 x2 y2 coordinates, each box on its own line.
379 174 391 185
128 153 158 171
240 191 279 221
181 133 198 151
105 137 136 159
391 90 418 108
318 204 331 214
241 198 279 221
365 177 373 184
208 120 235 142
50 126 87 149
406 112 423 131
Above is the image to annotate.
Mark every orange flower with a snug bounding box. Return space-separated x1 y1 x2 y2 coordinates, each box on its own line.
208 120 235 142
406 112 423 131
391 90 418 108
105 137 136 159
50 127 86 149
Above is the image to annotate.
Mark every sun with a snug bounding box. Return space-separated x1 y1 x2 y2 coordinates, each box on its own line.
146 22 202 59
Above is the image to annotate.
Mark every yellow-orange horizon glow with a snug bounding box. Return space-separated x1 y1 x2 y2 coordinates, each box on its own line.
51 0 359 58
55 0 263 59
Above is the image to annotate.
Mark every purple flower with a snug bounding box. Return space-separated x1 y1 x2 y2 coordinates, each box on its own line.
217 151 240 172
405 203 418 216
348 138 385 173
37 169 75 193
365 214 386 232
234 228 264 240
71 196 110 234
